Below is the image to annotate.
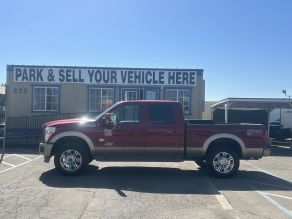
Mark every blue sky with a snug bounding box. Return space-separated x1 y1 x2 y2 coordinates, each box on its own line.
0 0 291 100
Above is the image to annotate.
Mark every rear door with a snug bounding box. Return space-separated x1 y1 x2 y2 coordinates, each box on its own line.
144 103 184 158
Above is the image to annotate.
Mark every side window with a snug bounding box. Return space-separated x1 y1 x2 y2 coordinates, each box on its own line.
149 104 174 123
110 104 140 125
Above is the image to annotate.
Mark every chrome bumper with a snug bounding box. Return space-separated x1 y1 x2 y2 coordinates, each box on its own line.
263 148 270 157
39 142 53 163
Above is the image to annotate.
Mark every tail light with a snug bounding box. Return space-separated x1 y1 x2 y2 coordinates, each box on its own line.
262 130 269 145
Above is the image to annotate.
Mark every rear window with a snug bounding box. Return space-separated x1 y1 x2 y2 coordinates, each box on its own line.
148 103 174 123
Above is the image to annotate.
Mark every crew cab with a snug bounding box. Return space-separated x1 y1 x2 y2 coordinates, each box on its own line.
39 100 270 177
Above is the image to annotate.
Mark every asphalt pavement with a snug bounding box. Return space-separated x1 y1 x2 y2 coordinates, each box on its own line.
0 145 292 219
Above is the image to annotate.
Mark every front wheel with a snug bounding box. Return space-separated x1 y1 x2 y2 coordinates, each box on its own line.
195 159 206 169
206 147 239 178
54 142 89 176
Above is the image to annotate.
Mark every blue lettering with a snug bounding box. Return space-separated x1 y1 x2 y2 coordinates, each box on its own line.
121 71 127 83
111 71 117 83
128 71 134 84
59 69 65 82
102 70 110 83
175 72 182 85
65 69 72 82
168 72 175 84
145 71 152 84
72 70 78 82
159 71 164 84
78 70 84 82
15 68 22 81
134 71 141 84
22 69 28 81
88 70 94 83
182 72 189 84
152 71 158 84
190 72 196 85
95 70 102 83
28 69 36 81
36 69 43 81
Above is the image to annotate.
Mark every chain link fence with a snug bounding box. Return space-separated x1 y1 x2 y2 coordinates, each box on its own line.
4 112 98 146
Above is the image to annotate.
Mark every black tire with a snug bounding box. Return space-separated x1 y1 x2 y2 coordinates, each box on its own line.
195 159 206 169
206 147 239 178
54 142 89 176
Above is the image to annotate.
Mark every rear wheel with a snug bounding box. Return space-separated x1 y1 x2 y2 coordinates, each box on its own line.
206 147 239 178
54 142 89 176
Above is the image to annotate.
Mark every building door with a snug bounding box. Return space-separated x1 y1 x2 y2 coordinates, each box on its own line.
125 91 138 100
121 88 140 101
145 89 159 100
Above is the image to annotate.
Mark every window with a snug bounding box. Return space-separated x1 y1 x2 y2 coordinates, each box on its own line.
125 90 138 101
89 88 114 112
149 103 174 123
33 86 59 112
165 89 191 114
110 104 140 125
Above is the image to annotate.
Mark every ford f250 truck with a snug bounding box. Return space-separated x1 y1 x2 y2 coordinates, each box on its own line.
39 100 270 177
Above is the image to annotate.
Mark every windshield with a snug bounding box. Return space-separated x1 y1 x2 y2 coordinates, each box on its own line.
94 102 120 120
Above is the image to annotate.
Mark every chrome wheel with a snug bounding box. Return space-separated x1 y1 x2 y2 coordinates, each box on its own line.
213 152 234 174
60 149 83 172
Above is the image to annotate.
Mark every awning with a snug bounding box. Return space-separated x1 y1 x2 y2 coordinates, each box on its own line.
211 98 292 111
210 98 292 139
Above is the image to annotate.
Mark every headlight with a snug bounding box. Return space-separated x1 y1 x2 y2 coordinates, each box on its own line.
45 127 56 142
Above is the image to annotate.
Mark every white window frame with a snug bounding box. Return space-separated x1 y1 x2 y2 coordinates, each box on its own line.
32 86 59 112
165 88 191 115
89 87 114 112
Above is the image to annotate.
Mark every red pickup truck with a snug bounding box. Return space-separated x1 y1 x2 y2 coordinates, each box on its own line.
39 100 270 177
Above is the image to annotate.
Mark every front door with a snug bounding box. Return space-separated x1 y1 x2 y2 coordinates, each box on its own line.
98 103 145 157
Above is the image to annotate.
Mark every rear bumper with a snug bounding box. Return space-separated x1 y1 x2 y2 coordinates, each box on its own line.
39 142 53 163
262 148 270 157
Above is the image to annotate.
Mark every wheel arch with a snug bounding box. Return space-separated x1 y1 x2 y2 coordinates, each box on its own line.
203 133 246 158
50 131 94 156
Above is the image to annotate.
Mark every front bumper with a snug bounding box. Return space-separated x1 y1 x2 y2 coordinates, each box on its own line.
39 142 53 163
263 148 270 157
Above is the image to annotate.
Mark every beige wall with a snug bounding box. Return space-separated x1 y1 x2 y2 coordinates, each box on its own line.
202 101 217 120
6 66 205 119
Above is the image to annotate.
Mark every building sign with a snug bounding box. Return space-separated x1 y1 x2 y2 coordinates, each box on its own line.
13 66 198 86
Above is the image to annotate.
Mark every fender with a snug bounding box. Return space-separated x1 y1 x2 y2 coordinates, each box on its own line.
202 133 246 157
50 131 95 152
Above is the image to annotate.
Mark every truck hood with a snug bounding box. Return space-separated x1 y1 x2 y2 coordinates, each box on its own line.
44 117 95 127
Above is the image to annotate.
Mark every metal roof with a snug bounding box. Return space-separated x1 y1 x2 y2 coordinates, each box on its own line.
211 98 292 110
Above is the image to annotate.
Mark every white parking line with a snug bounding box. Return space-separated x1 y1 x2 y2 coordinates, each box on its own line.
250 185 292 218
1 161 16 167
13 154 32 161
215 194 233 210
203 176 233 210
244 161 289 180
3 154 14 159
0 156 41 174
245 162 292 217
263 192 292 200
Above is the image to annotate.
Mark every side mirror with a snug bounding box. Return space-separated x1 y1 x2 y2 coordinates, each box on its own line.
103 113 113 129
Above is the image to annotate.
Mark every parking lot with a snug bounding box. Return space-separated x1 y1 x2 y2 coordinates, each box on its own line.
0 146 292 219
